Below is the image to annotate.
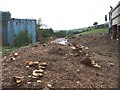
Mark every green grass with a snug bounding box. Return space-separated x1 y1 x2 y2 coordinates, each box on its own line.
0 46 2 54
75 28 108 37
0 46 19 55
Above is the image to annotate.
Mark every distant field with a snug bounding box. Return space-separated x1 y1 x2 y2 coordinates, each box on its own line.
75 28 108 36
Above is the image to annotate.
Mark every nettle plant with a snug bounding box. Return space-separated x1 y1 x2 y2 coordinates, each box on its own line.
14 30 32 47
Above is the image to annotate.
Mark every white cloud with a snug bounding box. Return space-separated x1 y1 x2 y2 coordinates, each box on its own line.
0 0 119 30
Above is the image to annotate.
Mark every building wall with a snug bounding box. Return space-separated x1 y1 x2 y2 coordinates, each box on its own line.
110 2 120 39
0 12 2 45
112 2 120 26
7 18 36 46
0 12 11 45
118 4 120 26
0 11 37 46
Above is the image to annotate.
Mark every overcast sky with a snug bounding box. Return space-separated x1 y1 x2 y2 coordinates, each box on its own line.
0 0 119 30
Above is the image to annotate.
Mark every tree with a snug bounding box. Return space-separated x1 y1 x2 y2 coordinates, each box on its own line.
55 30 67 38
93 22 98 29
36 18 55 43
38 18 47 28
37 18 47 42
93 22 98 26
41 28 55 38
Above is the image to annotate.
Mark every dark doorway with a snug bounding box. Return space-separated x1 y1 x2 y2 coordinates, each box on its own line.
112 25 117 39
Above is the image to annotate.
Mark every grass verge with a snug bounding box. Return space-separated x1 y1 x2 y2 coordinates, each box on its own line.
75 28 108 37
1 46 19 56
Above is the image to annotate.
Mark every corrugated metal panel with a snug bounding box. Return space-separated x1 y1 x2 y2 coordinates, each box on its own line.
0 12 2 45
7 18 36 46
7 20 13 45
0 12 11 45
26 19 36 43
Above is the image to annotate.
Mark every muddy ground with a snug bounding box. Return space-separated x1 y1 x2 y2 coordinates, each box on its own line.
2 34 118 89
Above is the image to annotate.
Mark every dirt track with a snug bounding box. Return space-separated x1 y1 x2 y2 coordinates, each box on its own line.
2 34 118 88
